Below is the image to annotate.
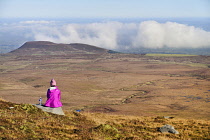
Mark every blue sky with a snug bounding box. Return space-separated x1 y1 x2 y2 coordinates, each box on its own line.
0 0 209 18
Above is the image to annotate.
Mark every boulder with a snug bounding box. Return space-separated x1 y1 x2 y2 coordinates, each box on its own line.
33 104 65 115
159 124 179 134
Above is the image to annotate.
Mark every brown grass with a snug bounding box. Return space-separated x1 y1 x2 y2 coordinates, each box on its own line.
0 53 210 139
0 99 210 139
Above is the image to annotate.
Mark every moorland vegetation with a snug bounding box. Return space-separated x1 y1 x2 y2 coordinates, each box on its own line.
1 41 210 139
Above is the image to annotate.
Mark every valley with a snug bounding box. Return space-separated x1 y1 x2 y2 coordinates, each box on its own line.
0 41 210 120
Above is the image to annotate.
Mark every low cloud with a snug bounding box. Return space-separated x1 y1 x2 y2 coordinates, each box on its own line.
133 21 210 48
32 21 210 50
20 20 53 24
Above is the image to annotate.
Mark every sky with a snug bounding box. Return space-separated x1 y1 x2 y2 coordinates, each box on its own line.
0 0 210 18
0 0 210 54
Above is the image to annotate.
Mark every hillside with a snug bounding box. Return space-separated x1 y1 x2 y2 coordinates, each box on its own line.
1 42 210 139
9 41 110 55
1 98 210 139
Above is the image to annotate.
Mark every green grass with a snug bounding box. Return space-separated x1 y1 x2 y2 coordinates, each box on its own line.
146 53 197 57
1 98 210 140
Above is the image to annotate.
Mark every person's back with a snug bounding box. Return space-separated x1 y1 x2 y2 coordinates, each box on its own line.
45 79 63 108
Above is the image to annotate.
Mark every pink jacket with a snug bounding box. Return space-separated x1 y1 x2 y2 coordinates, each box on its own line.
45 86 63 108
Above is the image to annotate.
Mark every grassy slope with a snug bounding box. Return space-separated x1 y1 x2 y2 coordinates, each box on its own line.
1 98 209 140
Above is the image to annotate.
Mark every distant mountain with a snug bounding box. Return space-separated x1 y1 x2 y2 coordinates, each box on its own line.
9 41 114 55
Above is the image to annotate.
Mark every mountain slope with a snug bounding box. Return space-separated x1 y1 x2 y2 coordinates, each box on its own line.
1 98 210 139
9 41 110 55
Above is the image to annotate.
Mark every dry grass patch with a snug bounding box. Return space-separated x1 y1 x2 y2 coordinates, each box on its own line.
1 98 210 139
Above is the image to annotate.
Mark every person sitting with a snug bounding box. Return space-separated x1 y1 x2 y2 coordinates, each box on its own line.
45 79 63 108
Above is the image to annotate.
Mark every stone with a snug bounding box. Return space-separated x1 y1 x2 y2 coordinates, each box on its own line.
163 116 174 119
159 124 179 134
33 104 65 115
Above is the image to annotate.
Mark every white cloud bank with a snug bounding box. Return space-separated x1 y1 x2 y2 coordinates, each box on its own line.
133 21 210 48
32 21 210 50
20 20 52 24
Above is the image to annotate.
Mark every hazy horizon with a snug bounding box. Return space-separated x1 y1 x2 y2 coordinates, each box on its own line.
1 0 210 54
1 17 210 55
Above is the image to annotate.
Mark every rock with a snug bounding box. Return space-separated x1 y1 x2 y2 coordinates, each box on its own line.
163 116 174 119
33 104 65 115
159 124 179 134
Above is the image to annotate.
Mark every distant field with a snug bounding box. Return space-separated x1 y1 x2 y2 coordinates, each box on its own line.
0 53 210 121
146 53 198 57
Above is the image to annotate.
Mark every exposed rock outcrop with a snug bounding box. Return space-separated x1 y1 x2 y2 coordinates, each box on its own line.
33 104 65 115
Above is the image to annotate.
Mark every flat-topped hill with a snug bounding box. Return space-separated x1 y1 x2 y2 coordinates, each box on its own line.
9 41 111 55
